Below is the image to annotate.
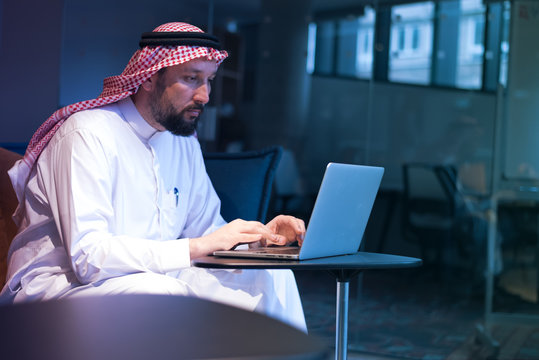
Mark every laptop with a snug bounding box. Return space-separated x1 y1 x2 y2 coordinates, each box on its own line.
213 162 384 260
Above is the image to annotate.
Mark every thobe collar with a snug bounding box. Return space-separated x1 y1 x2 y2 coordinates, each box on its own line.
118 97 162 143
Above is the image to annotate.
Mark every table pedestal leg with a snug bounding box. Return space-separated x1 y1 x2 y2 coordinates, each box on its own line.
335 280 349 360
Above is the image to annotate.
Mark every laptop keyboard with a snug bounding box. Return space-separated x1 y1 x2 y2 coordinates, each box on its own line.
254 247 300 254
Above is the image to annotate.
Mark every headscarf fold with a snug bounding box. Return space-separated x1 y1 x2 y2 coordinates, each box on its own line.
9 22 228 222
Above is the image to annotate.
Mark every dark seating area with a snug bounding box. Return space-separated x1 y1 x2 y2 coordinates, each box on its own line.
203 146 282 223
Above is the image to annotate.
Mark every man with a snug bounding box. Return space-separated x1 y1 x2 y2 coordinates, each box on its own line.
1 22 307 331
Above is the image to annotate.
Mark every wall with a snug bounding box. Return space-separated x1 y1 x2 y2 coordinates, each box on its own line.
0 0 64 144
301 78 496 192
249 0 498 194
59 0 207 106
248 0 312 150
0 0 209 145
502 0 539 182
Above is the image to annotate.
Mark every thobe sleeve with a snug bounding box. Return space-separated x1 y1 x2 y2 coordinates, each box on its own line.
42 129 191 284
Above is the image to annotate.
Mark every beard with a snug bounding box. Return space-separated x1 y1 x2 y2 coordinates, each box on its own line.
152 102 203 136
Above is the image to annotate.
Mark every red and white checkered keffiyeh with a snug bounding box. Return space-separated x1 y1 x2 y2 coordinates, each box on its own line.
9 22 227 208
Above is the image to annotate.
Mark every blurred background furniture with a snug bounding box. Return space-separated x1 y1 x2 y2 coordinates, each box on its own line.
402 163 459 265
494 197 539 304
203 146 282 223
0 147 22 287
272 149 307 216
498 200 539 283
401 163 485 282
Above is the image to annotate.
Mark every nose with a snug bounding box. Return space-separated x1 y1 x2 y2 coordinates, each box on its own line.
193 83 210 105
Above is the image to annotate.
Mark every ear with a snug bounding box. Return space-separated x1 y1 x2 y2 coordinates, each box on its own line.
140 73 159 92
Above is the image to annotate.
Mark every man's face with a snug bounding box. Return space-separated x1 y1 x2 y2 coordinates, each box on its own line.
149 58 218 136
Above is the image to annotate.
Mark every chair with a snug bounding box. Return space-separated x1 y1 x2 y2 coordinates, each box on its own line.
401 163 473 275
203 146 282 223
272 148 308 216
0 147 22 286
497 199 539 297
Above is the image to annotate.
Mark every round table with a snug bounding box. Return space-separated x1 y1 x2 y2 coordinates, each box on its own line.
194 252 422 360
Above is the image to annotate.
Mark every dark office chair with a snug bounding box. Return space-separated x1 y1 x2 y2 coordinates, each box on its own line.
401 163 477 277
498 200 539 272
203 146 282 223
0 147 22 287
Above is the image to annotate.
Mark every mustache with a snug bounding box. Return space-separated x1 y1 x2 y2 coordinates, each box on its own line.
185 104 204 113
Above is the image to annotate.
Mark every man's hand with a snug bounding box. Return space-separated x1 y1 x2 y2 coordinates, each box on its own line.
189 219 284 259
189 215 306 259
265 215 306 247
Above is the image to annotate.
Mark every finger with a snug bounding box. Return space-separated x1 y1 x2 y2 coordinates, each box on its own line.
266 214 287 228
297 233 305 247
276 216 305 241
295 218 306 245
295 218 306 234
228 220 272 240
235 221 286 248
250 233 287 246
278 215 305 234
240 220 273 235
264 234 287 246
237 233 267 244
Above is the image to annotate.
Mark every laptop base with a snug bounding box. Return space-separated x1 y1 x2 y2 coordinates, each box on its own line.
213 246 301 260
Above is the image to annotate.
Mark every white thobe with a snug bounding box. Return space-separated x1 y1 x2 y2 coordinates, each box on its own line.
0 98 306 331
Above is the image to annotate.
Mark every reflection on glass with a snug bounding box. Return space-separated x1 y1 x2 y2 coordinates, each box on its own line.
309 6 375 79
499 1 511 87
456 0 486 89
356 6 376 79
337 18 362 77
389 2 434 85
306 23 317 74
314 20 336 75
335 6 376 78
309 0 509 91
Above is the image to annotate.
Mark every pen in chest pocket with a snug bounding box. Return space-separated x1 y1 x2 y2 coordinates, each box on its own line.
174 187 179 207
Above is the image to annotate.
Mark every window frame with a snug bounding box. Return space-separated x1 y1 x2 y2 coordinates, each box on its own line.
309 6 376 80
308 0 511 93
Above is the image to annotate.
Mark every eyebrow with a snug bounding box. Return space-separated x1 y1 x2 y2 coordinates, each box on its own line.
182 67 216 75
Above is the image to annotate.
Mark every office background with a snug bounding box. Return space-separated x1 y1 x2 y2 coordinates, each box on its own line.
1 0 537 190
1 0 538 357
